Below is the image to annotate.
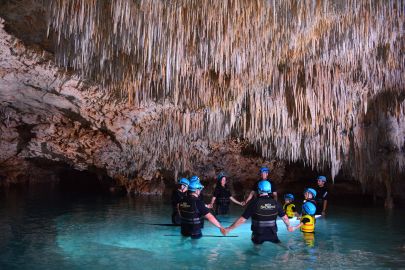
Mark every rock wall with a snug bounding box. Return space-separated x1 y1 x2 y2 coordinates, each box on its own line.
0 18 165 191
0 19 287 195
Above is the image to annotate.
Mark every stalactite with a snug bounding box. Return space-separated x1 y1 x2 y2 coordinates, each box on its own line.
46 0 405 184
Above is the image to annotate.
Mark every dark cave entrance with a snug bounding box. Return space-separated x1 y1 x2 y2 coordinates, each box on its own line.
56 166 121 195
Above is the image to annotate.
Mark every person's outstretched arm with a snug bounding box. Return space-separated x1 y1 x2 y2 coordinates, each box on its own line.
204 212 224 233
322 200 328 215
291 222 303 231
209 197 217 209
205 212 222 227
244 190 255 205
230 196 243 206
225 216 247 235
280 214 292 231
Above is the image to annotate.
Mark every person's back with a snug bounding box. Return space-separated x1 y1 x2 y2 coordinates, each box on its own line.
297 202 317 233
300 213 315 233
178 180 224 239
223 180 291 244
179 194 205 238
250 195 279 235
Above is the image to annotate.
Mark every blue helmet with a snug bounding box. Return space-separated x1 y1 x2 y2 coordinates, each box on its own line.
317 175 327 182
189 175 200 183
304 188 317 198
178 178 189 186
302 202 316 215
259 167 270 174
284 194 294 201
217 172 227 181
188 181 204 192
258 180 271 193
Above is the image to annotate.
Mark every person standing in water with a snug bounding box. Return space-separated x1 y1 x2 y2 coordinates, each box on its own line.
171 178 189 225
178 180 225 239
243 167 278 205
223 180 291 244
209 172 243 215
315 176 328 216
189 175 205 201
303 188 317 208
283 193 298 218
290 201 317 247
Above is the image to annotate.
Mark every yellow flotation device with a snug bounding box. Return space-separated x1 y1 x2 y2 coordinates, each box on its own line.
283 203 296 218
300 214 315 233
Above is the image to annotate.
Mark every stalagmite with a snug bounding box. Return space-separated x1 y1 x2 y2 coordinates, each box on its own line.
45 0 404 191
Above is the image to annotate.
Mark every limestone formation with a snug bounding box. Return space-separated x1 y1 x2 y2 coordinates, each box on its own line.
0 1 404 206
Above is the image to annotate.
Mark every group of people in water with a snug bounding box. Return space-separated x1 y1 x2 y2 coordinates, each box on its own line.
171 166 329 245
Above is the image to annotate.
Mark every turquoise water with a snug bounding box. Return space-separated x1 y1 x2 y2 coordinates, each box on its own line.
1 189 405 270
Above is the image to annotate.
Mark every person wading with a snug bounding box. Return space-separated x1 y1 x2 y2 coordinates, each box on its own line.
209 172 243 215
171 178 189 224
178 180 225 239
315 176 328 216
223 180 291 244
244 167 278 205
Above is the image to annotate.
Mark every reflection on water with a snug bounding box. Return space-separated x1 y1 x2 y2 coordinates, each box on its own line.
0 188 404 270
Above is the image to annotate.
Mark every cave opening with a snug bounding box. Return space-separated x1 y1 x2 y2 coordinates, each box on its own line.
57 168 109 195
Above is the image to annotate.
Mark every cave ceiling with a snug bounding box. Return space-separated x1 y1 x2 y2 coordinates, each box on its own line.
0 0 404 186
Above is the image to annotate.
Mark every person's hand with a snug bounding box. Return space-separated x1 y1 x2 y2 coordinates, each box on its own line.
322 211 326 216
220 227 227 236
206 204 212 209
241 201 246 206
287 226 294 232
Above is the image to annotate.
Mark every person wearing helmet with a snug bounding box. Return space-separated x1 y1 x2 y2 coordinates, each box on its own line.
171 178 190 225
283 194 297 218
303 187 317 210
189 175 205 201
189 175 211 227
290 201 317 247
223 180 292 244
209 172 243 215
315 175 328 216
178 180 225 239
243 167 278 205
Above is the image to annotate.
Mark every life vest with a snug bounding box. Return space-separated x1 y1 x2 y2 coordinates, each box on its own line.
251 196 278 233
283 203 295 218
179 196 202 231
300 214 315 233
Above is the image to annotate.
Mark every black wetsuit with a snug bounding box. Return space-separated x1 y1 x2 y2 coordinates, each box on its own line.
213 185 232 215
171 189 186 224
242 195 285 244
178 194 210 239
315 186 328 215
